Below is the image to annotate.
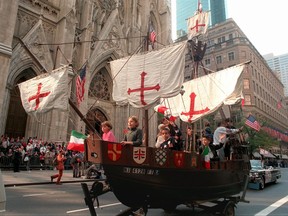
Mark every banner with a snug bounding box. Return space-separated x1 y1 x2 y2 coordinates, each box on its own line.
18 65 69 114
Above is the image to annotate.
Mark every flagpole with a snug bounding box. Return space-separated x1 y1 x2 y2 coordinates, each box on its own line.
68 99 101 139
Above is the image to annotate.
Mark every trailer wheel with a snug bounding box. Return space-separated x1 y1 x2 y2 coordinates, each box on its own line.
259 177 265 190
222 201 235 216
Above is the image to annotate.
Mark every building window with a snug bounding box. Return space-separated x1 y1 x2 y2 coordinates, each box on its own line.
89 69 111 101
244 95 251 105
243 79 250 89
228 52 235 61
205 58 211 65
216 56 222 64
254 96 257 106
229 33 233 39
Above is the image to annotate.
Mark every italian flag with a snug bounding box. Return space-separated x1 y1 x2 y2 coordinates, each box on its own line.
67 130 87 152
202 146 211 169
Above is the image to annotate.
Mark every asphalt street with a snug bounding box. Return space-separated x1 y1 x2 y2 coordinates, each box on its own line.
1 169 95 187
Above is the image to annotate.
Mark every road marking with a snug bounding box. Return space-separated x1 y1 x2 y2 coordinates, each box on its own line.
67 202 122 214
23 193 46 197
255 195 288 216
23 191 66 197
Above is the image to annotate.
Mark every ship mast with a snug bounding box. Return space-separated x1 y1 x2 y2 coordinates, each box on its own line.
186 0 209 152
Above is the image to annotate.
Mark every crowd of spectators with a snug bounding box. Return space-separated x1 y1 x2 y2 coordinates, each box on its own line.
0 135 74 170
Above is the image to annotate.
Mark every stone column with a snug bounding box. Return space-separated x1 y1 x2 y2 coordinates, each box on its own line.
0 1 19 135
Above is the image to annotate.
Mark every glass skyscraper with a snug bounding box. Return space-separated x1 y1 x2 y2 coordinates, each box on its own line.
264 53 288 96
175 0 226 38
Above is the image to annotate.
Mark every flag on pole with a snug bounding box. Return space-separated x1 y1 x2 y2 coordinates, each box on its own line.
67 130 87 152
201 146 211 169
277 99 283 109
241 98 245 107
149 23 156 49
76 64 87 105
18 65 69 114
187 11 209 39
198 0 203 13
245 115 261 131
154 105 168 114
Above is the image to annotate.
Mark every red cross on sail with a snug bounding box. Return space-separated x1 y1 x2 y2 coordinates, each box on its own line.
127 71 160 105
181 92 210 122
18 65 69 114
110 42 187 108
163 64 245 123
187 11 209 39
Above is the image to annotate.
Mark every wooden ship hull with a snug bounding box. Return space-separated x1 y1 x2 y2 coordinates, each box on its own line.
86 136 251 209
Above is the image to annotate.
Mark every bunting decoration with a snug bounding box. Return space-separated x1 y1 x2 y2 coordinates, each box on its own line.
262 126 288 142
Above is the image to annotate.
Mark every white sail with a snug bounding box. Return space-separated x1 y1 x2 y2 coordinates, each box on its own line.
187 11 209 39
110 41 187 108
18 65 69 114
163 64 245 123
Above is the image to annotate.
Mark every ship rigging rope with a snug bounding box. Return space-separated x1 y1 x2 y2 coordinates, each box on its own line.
33 36 146 46
17 35 166 141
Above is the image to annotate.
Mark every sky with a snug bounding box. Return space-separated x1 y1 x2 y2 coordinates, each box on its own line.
226 0 288 56
171 0 288 56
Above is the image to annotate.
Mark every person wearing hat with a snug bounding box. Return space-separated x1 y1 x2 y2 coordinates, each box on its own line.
199 133 213 154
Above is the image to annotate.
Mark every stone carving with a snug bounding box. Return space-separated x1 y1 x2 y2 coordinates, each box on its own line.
22 20 54 72
20 0 59 19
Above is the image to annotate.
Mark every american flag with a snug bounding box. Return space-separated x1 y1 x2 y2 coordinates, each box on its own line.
76 64 86 105
245 115 261 131
149 24 156 48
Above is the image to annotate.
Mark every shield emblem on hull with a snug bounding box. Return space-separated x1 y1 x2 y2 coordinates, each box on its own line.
191 156 197 167
174 152 184 167
133 147 146 164
107 143 122 161
155 149 167 166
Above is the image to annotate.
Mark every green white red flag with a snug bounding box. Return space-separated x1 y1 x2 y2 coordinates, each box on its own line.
202 146 211 169
67 130 87 152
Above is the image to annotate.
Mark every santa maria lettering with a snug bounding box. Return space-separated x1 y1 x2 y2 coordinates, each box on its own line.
123 167 159 176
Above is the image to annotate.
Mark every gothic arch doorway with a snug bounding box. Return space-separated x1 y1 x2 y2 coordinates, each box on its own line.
86 108 108 135
5 68 36 138
5 86 27 138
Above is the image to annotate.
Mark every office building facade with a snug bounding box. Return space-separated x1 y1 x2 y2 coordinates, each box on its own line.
264 53 288 97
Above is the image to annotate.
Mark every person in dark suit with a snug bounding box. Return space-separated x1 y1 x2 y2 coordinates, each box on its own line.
12 147 22 172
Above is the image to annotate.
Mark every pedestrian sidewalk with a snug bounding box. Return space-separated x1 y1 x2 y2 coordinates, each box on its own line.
1 169 95 187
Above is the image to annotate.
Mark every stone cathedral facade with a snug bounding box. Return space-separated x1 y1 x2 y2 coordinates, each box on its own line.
0 0 172 144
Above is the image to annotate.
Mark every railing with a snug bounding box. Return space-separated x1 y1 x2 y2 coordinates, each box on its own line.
0 155 72 170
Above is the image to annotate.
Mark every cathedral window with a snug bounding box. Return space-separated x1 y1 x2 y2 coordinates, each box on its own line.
89 69 111 101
